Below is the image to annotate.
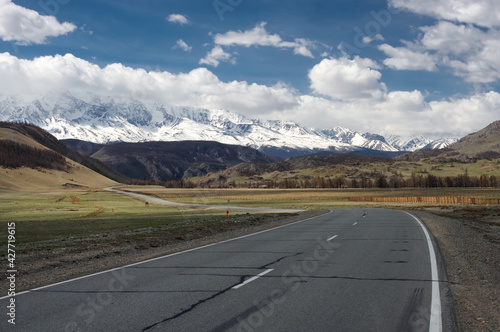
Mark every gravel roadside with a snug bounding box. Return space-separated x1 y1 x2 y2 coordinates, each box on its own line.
412 209 500 332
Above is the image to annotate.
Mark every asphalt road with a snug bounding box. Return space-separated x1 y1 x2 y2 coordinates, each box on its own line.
1 209 456 331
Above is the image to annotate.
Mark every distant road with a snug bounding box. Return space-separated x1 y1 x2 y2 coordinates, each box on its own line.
1 209 456 331
105 186 305 213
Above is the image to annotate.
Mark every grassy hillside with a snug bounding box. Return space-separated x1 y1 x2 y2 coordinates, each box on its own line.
0 138 69 170
0 127 52 150
0 122 127 182
0 123 119 191
187 151 500 189
449 120 500 154
397 120 500 162
0 165 117 191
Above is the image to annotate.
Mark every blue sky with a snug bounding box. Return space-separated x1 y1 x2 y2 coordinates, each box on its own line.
1 0 500 138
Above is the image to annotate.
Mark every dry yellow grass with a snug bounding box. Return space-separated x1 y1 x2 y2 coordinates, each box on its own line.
120 186 500 209
0 128 51 150
0 163 117 192
0 128 118 191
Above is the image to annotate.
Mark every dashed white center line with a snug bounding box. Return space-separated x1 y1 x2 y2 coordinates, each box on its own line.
232 269 274 290
327 235 338 241
353 222 358 226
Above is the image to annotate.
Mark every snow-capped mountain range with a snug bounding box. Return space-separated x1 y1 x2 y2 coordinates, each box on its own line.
0 92 456 156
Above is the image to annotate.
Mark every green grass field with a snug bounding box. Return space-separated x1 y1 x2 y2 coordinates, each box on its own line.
0 189 231 245
1 186 499 247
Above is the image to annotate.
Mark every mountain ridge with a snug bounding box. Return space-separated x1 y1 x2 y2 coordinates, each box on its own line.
0 92 455 157
88 140 278 182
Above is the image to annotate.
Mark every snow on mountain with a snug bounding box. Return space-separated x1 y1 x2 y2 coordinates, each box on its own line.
382 133 435 152
0 92 452 154
0 92 356 153
421 138 457 150
320 127 398 152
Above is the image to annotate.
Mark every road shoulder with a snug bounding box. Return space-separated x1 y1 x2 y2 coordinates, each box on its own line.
412 209 500 332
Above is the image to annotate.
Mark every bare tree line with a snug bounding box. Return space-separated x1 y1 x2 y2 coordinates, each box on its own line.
0 140 69 171
125 171 499 189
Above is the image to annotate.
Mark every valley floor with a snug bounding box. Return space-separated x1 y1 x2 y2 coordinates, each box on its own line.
1 188 499 331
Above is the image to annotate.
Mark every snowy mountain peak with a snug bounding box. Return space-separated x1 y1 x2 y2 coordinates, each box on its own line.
0 92 454 156
422 138 457 150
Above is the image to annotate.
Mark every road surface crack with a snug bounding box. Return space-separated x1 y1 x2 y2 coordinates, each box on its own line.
141 282 238 331
142 254 300 331
260 253 302 269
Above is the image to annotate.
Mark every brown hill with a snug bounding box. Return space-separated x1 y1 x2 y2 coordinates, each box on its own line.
0 122 119 191
0 122 126 182
448 120 500 155
396 120 500 162
91 140 277 182
194 152 393 188
222 153 390 178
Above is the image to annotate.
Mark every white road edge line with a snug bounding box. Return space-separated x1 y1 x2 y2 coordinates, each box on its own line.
0 210 334 300
404 211 442 332
327 235 338 241
232 269 274 290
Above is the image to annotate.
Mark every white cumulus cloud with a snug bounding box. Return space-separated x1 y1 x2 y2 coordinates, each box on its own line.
213 22 316 58
0 0 76 45
199 46 235 67
283 90 500 138
389 0 500 29
378 44 437 71
380 21 500 83
0 52 298 118
166 14 189 25
0 52 498 139
381 1 500 84
308 56 385 100
362 34 384 44
420 22 500 83
420 21 485 54
173 39 192 52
